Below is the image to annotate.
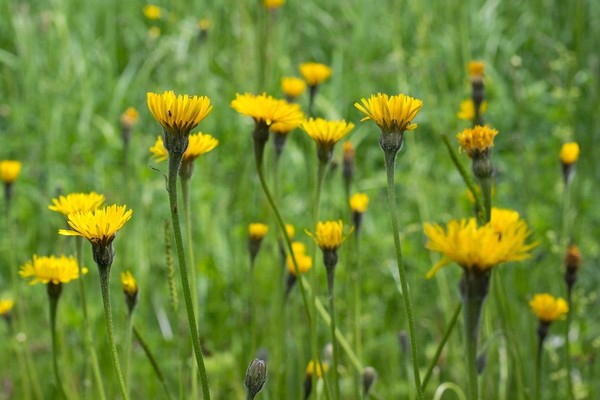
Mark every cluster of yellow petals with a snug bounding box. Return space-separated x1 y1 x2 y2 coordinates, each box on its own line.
456 125 498 157
0 299 14 315
299 62 332 86
20 255 87 285
349 193 369 214
559 142 580 165
48 192 105 216
306 360 329 378
0 160 22 184
355 93 423 134
231 93 304 131
285 224 295 241
143 5 162 20
120 271 139 296
281 77 306 98
457 99 487 121
248 223 269 241
529 293 569 323
424 208 537 278
120 107 139 127
150 133 218 162
308 220 351 251
286 242 312 276
302 118 354 148
198 18 212 31
59 204 133 246
263 0 285 9
467 61 485 78
147 91 213 136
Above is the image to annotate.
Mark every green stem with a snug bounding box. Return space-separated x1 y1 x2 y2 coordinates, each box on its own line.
133 326 174 400
421 303 462 392
534 335 544 400
479 177 493 223
98 265 130 400
383 149 423 399
48 289 68 400
75 237 107 400
326 269 340 400
352 231 363 400
565 289 574 400
167 151 210 400
124 312 134 397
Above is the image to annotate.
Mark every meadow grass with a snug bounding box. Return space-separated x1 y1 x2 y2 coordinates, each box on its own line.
1 0 599 398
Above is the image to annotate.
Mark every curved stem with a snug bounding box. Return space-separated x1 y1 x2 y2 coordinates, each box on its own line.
133 326 174 400
326 269 340 400
98 265 130 400
167 152 211 400
49 291 68 400
383 149 423 399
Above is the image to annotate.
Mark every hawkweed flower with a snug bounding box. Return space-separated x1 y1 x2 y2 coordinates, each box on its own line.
197 18 211 41
1 160 22 206
143 4 162 20
303 360 328 400
281 77 306 103
299 62 331 115
564 244 581 295
457 99 487 121
244 359 267 400
121 271 139 314
302 118 354 164
278 223 295 270
559 142 579 184
120 107 139 149
263 0 284 10
150 132 218 179
342 142 355 194
48 192 105 216
467 61 485 125
285 241 313 295
0 299 14 325
362 366 378 397
248 223 269 266
350 193 369 234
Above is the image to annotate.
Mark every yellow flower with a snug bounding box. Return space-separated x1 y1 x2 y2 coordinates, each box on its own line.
120 271 139 297
0 299 14 316
0 160 22 184
302 118 354 148
343 142 354 159
354 93 423 134
121 107 139 127
529 294 569 323
424 212 537 278
281 77 306 99
299 62 332 87
559 142 579 165
457 99 488 120
48 192 105 216
150 133 218 162
147 91 213 136
59 204 133 246
286 242 312 276
565 244 581 271
285 224 295 240
307 220 351 251
198 18 211 31
20 255 87 285
306 360 329 378
467 61 485 78
264 0 285 9
249 223 269 241
143 5 162 20
456 125 498 158
231 92 304 129
350 193 369 214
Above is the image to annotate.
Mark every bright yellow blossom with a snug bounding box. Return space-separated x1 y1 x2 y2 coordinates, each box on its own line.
281 77 306 99
150 133 218 162
299 62 332 87
121 107 139 128
355 93 423 134
143 5 162 20
59 204 133 246
48 192 105 216
147 91 212 136
285 224 295 240
350 193 369 214
120 271 139 297
457 99 487 120
0 299 14 316
264 0 285 9
467 61 485 78
249 223 269 241
20 255 87 285
306 360 329 378
302 118 354 149
286 242 312 276
0 160 22 184
198 18 211 31
456 125 498 158
307 220 352 251
559 142 580 165
529 294 569 323
231 93 304 129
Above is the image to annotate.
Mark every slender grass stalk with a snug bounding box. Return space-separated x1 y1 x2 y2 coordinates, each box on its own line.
421 303 462 392
352 228 363 400
383 149 423 399
534 333 543 400
562 179 574 400
124 311 134 397
48 286 68 400
167 151 210 400
326 268 340 400
97 265 130 400
133 326 174 400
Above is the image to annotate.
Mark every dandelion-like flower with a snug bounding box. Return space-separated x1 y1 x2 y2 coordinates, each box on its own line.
308 220 347 252
285 224 295 241
529 294 569 323
467 61 485 78
457 125 498 158
299 63 332 87
302 118 354 162
20 255 87 285
286 242 313 276
560 142 580 165
48 192 105 216
0 299 14 316
249 223 269 241
350 193 369 214
281 77 306 100
263 0 284 9
121 271 139 313
150 133 218 162
231 93 304 129
121 107 139 129
457 99 487 121
306 360 328 378
143 5 162 20
0 160 22 184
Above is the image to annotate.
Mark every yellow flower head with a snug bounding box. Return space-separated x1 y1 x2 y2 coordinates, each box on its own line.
285 224 295 241
307 220 351 252
529 294 569 323
286 241 313 276
0 299 14 316
457 99 487 121
565 244 581 271
249 223 269 241
143 5 162 20
231 93 304 129
20 255 87 285
121 107 139 127
264 0 285 9
150 133 218 162
424 211 537 278
467 61 485 78
350 193 369 214
147 91 213 136
59 204 133 247
198 18 211 31
343 141 354 159
0 160 22 184
48 192 105 216
489 208 521 236
559 142 579 165
306 360 329 378
302 118 354 149
281 77 306 99
120 271 139 297
456 125 498 158
355 93 423 134
299 62 332 87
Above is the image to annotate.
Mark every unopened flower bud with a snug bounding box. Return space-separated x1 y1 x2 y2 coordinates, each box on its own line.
244 359 267 400
362 366 378 396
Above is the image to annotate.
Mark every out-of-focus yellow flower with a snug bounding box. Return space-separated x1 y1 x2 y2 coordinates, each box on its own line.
350 193 369 214
0 299 14 316
121 107 139 128
143 5 162 20
467 61 485 78
147 91 213 137
285 224 295 240
263 0 285 10
150 133 218 162
20 255 87 285
307 220 351 252
231 93 304 130
0 160 22 184
355 93 423 134
286 242 312 276
559 142 579 165
306 360 329 378
529 294 569 323
148 26 161 39
456 125 498 158
59 205 133 247
120 271 139 297
48 192 105 216
249 223 269 241
565 244 581 271
281 77 306 99
197 18 211 31
299 62 332 87
457 99 487 120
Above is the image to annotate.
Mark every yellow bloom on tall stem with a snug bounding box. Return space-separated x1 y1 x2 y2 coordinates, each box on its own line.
143 5 162 20
302 118 354 162
120 271 139 313
0 160 22 184
231 92 304 129
281 77 306 101
59 205 133 248
286 242 313 276
350 193 369 214
263 0 285 10
559 142 580 165
308 220 348 252
467 61 485 78
299 62 332 87
457 99 487 121
529 294 569 323
48 192 105 216
0 299 14 317
457 125 498 159
150 133 218 162
20 255 87 285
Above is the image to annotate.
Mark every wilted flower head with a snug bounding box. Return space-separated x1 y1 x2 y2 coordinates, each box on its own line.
299 62 332 87
20 255 87 285
48 192 105 216
147 91 213 138
529 293 569 323
0 160 22 184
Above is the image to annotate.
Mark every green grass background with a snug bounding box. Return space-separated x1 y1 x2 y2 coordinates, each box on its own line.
1 0 599 398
